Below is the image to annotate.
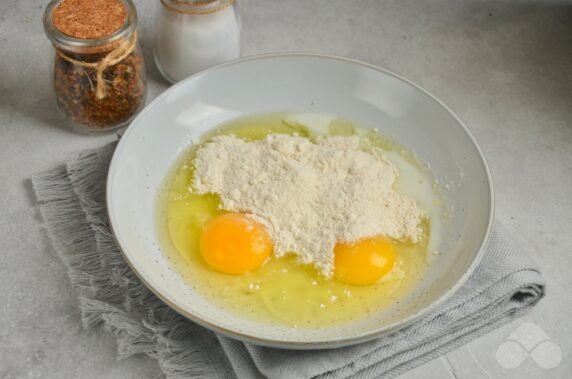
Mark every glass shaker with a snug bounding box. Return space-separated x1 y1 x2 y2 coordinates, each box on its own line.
43 0 147 133
155 0 241 83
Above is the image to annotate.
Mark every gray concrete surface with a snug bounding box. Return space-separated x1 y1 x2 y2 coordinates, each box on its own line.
1 0 571 378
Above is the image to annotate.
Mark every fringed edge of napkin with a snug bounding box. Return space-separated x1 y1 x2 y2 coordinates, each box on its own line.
32 145 234 379
31 143 547 379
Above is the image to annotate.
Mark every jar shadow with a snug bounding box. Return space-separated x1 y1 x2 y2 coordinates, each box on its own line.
139 29 171 87
0 44 167 135
0 60 73 133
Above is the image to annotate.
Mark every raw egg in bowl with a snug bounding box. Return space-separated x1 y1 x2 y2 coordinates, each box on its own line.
107 54 493 349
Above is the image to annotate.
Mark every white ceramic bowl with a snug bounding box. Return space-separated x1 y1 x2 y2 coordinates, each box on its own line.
107 54 493 349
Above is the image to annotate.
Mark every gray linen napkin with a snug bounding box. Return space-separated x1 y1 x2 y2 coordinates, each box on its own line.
32 142 545 379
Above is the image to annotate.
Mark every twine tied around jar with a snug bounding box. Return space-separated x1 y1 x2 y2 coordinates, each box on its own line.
54 31 138 100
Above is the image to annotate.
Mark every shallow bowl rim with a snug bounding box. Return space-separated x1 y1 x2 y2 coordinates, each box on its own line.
107 52 495 349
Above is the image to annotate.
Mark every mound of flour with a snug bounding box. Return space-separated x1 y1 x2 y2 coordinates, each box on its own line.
192 134 424 277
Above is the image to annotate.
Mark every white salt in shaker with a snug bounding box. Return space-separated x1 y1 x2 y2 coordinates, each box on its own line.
155 0 241 83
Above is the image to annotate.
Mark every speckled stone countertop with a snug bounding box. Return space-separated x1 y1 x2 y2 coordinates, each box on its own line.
1 0 570 377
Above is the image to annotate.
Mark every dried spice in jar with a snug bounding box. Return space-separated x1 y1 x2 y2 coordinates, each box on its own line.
43 0 146 132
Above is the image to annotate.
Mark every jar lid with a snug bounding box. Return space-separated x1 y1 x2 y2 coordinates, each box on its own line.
52 0 127 39
161 0 235 15
44 0 137 53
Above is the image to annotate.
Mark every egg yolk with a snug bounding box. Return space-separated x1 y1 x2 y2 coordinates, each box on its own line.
333 236 396 285
200 213 273 275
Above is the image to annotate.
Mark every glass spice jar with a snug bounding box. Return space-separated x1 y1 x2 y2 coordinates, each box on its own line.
155 0 241 83
43 0 147 133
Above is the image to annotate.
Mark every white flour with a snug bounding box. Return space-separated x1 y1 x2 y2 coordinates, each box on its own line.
193 134 425 277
